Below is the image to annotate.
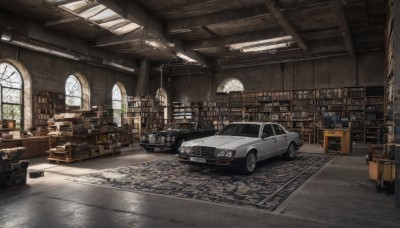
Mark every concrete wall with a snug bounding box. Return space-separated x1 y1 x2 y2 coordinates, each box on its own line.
162 52 384 102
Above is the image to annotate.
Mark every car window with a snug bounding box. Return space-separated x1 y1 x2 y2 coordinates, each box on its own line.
168 123 196 130
263 124 274 137
272 124 285 135
218 124 260 138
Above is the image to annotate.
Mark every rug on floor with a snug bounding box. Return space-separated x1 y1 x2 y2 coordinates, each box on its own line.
67 153 334 211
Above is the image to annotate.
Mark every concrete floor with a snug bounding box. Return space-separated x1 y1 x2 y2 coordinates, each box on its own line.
0 144 399 228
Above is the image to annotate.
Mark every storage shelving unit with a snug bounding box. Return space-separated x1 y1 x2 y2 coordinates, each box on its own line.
46 111 121 163
126 96 165 137
344 87 365 142
291 90 315 143
33 90 65 127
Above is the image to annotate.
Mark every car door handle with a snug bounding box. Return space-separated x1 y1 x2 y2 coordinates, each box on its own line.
271 137 277 143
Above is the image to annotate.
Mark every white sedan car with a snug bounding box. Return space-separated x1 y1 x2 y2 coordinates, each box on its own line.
177 122 303 174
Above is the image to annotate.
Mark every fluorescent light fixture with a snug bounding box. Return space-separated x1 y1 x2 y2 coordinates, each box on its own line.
1 31 11 42
230 35 293 52
241 43 291 53
176 52 198 63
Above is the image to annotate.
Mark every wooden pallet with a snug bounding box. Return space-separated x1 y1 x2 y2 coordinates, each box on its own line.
47 150 121 163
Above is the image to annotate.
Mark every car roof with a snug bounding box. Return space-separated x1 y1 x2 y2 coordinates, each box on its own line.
231 122 279 125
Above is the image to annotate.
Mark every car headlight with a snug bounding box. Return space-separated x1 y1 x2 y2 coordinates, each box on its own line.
160 136 166 143
141 135 146 142
216 149 236 158
183 146 192 154
171 136 176 143
166 136 171 142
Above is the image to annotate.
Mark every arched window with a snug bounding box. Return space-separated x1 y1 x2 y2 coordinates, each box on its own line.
156 88 168 124
156 88 167 106
65 75 82 109
0 63 23 128
112 84 122 127
217 77 244 93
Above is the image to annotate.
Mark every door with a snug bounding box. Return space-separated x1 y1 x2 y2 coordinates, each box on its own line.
258 124 279 160
272 124 289 154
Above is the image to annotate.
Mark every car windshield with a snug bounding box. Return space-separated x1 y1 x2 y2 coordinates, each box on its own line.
218 124 260 138
167 122 196 130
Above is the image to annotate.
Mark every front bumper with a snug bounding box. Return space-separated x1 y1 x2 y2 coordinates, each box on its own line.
140 142 178 150
177 154 245 169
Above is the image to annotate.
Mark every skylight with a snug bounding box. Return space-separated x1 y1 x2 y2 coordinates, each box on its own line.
58 0 142 36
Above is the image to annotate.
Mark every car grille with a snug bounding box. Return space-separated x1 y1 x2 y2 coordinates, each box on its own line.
191 146 216 158
148 135 158 144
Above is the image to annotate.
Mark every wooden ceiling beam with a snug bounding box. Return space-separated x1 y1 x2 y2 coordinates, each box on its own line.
262 0 309 51
166 7 269 34
330 0 355 58
44 17 80 27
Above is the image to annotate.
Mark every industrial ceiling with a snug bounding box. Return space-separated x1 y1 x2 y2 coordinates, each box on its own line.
0 0 387 70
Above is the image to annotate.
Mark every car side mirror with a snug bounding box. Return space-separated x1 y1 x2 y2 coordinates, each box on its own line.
262 133 271 139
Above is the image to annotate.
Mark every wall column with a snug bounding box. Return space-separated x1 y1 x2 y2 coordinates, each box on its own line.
137 58 149 96
393 0 400 208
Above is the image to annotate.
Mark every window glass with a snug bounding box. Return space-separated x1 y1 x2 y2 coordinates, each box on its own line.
65 75 82 108
112 84 122 127
263 124 274 136
217 78 244 93
272 124 285 135
0 63 23 128
219 124 260 138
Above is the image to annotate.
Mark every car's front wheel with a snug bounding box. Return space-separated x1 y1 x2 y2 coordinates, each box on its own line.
239 151 257 174
283 143 296 160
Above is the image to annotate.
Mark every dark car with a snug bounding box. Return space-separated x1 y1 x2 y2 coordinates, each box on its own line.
140 121 217 152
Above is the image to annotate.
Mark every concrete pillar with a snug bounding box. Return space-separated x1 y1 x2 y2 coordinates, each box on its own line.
393 0 400 208
137 59 149 96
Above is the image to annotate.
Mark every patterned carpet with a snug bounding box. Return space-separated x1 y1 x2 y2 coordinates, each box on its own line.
68 153 334 211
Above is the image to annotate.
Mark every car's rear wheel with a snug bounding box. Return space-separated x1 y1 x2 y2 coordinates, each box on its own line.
283 143 296 160
144 147 154 152
239 151 257 174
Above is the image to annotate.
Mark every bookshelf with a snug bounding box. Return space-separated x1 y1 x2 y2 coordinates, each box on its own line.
126 96 165 138
34 91 65 127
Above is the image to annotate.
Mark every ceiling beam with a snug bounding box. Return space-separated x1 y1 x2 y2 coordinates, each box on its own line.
186 28 285 50
330 0 355 58
96 0 210 66
262 0 309 51
166 7 269 34
44 17 80 27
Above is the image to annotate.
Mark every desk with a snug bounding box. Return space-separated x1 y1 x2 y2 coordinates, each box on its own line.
323 129 352 155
